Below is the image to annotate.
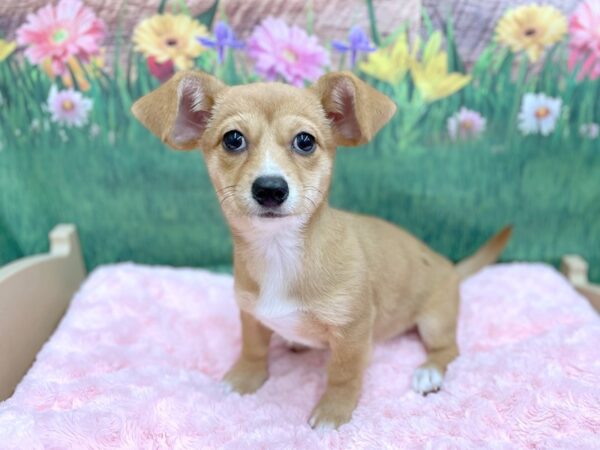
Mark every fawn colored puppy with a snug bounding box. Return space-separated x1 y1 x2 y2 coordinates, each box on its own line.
132 70 512 429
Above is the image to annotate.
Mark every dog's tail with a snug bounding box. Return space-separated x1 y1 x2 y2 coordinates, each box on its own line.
455 225 513 280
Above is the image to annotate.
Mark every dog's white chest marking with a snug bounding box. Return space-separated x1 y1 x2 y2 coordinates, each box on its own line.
241 217 325 349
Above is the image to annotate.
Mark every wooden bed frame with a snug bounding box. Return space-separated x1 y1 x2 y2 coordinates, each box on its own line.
561 255 600 313
0 224 86 401
0 224 598 402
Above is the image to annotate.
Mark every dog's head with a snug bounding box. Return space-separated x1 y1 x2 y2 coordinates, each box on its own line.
132 70 396 225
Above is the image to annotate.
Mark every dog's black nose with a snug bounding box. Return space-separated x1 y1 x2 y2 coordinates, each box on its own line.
252 176 289 207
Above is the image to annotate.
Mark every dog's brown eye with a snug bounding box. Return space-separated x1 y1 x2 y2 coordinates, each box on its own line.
292 132 316 155
222 130 247 152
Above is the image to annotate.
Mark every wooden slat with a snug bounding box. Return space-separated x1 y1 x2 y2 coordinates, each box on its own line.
0 224 86 401
561 254 600 315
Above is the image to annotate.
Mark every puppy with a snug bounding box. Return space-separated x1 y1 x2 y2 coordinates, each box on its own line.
132 70 512 429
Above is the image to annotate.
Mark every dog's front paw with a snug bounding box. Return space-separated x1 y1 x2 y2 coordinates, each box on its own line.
308 395 354 430
412 365 444 395
222 360 268 395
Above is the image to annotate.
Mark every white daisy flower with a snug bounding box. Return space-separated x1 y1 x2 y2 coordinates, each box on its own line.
447 107 486 141
579 123 599 140
518 93 562 136
47 85 92 128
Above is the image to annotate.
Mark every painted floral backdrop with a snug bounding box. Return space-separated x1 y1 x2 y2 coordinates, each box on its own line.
0 0 599 281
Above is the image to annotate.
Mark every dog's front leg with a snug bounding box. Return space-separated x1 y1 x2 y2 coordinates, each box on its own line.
223 310 272 394
309 315 373 430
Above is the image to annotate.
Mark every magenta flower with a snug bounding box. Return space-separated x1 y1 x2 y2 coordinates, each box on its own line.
16 0 105 76
568 0 600 80
332 26 376 68
198 21 244 64
247 17 329 87
47 85 92 128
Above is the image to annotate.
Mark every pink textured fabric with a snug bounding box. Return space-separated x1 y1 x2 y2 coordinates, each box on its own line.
1 263 599 448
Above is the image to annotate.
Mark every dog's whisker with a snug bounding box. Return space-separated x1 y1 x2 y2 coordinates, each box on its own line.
304 194 317 210
217 185 238 194
303 185 323 195
219 192 237 207
219 192 235 201
302 187 323 209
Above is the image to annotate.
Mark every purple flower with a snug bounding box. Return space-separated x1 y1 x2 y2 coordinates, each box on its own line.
247 17 329 87
198 21 244 63
332 26 376 67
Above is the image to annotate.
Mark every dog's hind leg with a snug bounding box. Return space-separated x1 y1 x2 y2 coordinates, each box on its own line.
411 278 460 395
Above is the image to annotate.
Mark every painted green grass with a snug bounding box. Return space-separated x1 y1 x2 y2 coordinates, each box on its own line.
1 10 599 281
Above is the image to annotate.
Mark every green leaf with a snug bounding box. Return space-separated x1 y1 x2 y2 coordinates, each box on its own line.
365 0 381 46
306 0 314 35
196 0 219 29
157 0 169 13
445 15 465 73
422 7 434 38
175 0 191 15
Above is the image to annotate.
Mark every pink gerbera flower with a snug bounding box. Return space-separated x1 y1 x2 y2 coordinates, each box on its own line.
247 17 329 87
47 85 92 127
568 0 600 80
16 0 105 76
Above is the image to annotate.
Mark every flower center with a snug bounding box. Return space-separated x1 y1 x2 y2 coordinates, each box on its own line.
524 28 537 37
282 49 297 63
460 120 474 130
62 99 75 111
165 38 178 47
535 106 550 119
52 28 69 44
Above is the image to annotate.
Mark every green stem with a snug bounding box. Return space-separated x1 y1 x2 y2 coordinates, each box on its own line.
366 0 381 46
158 0 168 13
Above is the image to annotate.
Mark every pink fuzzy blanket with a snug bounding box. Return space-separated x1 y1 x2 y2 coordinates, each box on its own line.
1 263 599 448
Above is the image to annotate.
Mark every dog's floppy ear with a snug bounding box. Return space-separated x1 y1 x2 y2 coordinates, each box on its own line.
313 71 396 147
131 70 226 150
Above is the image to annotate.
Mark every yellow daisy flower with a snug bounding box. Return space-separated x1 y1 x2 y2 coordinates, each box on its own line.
359 33 417 84
411 32 471 102
0 39 16 62
495 4 567 62
132 14 208 70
